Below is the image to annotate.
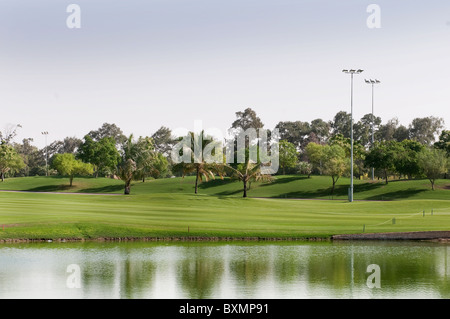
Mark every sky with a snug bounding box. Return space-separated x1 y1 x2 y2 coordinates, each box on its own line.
1 0 449 148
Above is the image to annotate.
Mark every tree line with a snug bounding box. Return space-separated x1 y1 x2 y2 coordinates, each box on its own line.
0 108 449 195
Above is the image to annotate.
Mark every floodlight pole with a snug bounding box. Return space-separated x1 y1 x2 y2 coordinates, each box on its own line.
41 131 49 176
365 79 381 181
343 69 363 202
371 83 374 180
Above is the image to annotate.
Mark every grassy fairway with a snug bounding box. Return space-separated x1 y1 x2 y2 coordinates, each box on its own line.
0 175 449 241
1 175 449 200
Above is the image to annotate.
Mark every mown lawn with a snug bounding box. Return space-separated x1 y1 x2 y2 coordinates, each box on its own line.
1 175 448 201
0 175 449 240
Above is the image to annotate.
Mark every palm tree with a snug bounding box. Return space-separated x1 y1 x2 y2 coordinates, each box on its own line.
173 131 224 194
224 160 273 198
117 135 138 194
118 158 137 195
179 161 216 194
117 134 156 194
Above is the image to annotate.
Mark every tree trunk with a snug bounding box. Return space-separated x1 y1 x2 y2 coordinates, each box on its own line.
430 179 435 191
0 172 4 182
124 179 131 195
194 167 199 194
331 177 336 195
243 179 247 198
384 169 388 184
70 176 74 187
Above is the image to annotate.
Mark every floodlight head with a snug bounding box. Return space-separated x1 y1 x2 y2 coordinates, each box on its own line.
375 79 381 83
365 79 370 83
343 69 363 74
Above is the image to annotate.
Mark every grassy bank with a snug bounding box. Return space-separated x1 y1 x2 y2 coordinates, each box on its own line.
0 175 449 241
0 189 449 241
1 175 449 200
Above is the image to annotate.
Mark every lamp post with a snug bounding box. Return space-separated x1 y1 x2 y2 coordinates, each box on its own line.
342 69 363 202
41 131 49 176
365 79 381 181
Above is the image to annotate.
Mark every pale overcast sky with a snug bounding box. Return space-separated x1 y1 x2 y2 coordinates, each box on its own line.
1 0 449 148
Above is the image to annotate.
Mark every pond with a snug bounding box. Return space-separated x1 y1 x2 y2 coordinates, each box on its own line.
0 240 449 299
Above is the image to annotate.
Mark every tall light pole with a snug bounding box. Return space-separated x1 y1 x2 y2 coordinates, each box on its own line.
342 69 363 202
41 131 49 176
365 79 381 181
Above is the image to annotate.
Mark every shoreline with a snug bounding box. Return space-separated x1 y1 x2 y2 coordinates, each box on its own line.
0 236 331 243
1 230 450 243
331 230 450 241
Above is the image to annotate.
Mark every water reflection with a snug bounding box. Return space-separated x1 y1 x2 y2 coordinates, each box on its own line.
0 241 449 299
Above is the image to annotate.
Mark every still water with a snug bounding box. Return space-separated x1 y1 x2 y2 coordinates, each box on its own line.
0 241 449 299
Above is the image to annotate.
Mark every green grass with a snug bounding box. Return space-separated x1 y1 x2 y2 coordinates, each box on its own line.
0 175 449 240
0 176 125 194
2 175 448 201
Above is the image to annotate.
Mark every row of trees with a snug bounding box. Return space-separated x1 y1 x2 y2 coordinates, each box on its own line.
0 123 170 194
0 108 449 195
298 138 449 192
56 133 170 194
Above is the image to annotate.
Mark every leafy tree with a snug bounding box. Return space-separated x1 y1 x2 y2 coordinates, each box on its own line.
417 148 448 190
151 126 175 156
328 134 366 178
331 111 351 138
321 144 348 194
393 125 410 142
77 135 120 177
278 140 298 175
275 121 311 151
0 144 25 181
297 161 313 178
354 113 382 147
13 138 43 176
409 116 444 146
376 118 409 142
394 140 424 179
45 137 82 160
117 135 161 194
52 153 93 186
305 142 324 174
434 130 450 156
146 152 169 179
88 123 126 145
230 107 264 131
309 118 331 144
365 141 401 184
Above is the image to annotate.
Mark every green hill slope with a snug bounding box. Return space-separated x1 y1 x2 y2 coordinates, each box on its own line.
2 175 448 201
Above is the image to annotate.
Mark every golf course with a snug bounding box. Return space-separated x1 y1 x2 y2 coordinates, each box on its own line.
0 175 449 241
